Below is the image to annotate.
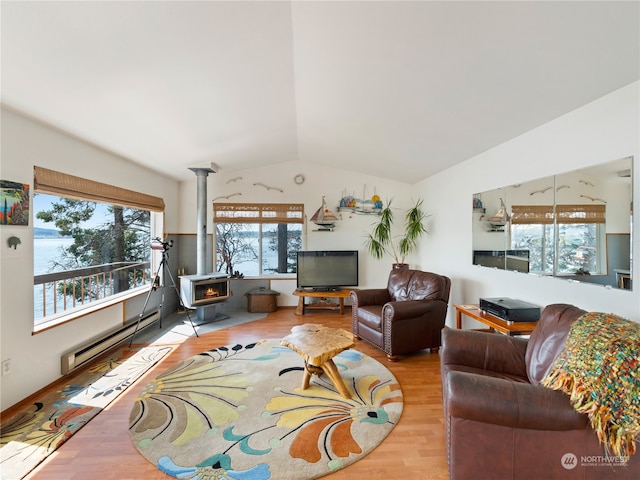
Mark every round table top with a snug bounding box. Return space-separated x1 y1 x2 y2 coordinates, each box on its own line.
281 323 355 366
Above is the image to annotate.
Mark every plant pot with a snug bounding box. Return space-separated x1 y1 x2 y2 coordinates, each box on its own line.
392 263 409 270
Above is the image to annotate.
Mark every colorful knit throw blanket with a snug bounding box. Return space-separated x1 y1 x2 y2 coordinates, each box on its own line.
542 312 640 458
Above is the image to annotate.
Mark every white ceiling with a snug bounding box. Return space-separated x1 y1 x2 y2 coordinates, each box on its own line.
2 1 638 183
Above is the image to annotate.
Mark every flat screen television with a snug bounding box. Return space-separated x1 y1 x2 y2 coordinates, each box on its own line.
296 250 359 291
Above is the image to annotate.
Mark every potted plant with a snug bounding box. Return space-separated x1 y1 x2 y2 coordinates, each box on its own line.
364 199 429 268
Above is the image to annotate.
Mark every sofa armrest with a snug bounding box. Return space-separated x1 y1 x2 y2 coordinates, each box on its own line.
445 370 589 430
350 288 390 307
441 328 528 379
383 299 441 321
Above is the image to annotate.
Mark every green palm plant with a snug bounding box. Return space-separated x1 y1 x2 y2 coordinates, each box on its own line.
364 199 429 265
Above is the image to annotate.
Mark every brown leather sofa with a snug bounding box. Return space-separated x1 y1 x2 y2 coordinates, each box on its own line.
350 269 451 360
441 303 640 479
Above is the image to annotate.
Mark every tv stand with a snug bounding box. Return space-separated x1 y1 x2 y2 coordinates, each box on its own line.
293 288 355 316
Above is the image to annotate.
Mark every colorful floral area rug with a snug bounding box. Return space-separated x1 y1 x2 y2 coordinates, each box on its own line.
129 339 403 479
0 345 172 480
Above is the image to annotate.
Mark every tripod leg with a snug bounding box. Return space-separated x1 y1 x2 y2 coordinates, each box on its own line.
164 262 199 338
159 292 164 329
129 260 163 347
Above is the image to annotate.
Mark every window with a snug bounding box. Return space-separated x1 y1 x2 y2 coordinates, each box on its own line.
510 204 606 275
213 203 303 276
33 167 164 326
510 205 555 274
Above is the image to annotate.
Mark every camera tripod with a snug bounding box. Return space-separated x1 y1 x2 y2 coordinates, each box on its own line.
129 248 199 346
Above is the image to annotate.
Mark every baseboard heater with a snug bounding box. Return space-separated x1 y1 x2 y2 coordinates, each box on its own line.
61 309 160 374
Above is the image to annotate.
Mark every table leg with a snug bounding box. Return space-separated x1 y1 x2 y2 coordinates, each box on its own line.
295 296 305 316
339 297 344 315
321 359 351 399
302 363 326 392
456 309 462 329
301 369 311 390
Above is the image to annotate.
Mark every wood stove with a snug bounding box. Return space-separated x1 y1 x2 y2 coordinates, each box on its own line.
180 273 230 309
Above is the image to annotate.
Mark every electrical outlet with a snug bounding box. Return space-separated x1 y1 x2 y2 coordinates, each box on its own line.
2 358 10 376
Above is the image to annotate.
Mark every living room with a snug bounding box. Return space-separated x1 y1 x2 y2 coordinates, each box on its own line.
1 2 639 478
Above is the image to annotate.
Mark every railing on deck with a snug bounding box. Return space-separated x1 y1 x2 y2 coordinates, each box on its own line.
34 261 151 322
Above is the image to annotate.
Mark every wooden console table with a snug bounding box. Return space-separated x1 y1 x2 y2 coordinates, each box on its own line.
293 289 353 315
454 304 538 336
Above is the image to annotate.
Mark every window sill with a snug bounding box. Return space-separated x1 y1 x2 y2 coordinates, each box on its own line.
556 273 607 278
33 286 149 334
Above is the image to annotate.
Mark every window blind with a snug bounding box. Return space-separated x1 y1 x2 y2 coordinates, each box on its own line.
511 204 605 225
213 203 304 224
510 205 554 224
33 166 165 212
556 204 606 224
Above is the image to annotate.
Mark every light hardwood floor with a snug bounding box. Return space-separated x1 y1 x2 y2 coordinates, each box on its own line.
21 307 449 479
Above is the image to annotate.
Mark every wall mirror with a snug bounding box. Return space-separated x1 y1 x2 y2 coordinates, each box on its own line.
472 156 633 290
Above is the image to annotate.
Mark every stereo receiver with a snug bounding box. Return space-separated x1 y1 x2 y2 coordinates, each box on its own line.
479 297 541 323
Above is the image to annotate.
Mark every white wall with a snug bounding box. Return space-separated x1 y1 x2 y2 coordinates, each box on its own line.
414 82 639 328
0 108 180 411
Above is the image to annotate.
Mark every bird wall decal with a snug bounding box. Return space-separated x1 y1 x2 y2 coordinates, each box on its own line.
529 186 552 195
580 195 606 203
254 182 283 192
213 192 242 201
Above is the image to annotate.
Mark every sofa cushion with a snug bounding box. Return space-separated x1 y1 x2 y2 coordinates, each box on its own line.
442 364 530 384
525 303 587 385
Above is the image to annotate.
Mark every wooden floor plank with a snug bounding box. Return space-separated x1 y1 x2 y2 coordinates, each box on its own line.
22 307 449 479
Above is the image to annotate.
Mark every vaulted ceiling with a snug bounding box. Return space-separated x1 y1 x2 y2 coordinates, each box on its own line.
2 1 638 183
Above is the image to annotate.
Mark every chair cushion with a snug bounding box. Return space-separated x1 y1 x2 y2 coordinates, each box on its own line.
387 269 449 302
356 305 384 331
525 304 587 385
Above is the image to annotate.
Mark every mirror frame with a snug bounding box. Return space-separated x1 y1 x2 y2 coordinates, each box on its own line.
472 156 633 291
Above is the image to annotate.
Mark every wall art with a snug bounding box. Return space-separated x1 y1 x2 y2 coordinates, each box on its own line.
1 180 30 226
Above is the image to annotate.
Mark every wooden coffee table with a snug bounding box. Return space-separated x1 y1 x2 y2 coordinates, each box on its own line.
281 323 355 398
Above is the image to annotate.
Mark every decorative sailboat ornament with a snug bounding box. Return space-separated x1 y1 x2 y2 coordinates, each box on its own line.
310 196 339 231
488 198 510 231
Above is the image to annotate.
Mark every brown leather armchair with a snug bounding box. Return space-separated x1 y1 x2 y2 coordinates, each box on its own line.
350 269 451 361
441 303 640 480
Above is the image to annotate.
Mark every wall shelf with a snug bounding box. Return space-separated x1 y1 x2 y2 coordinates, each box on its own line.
337 206 381 215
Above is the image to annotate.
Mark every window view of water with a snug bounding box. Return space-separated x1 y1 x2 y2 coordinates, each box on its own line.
34 237 74 275
33 237 75 320
32 193 153 324
215 224 301 276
